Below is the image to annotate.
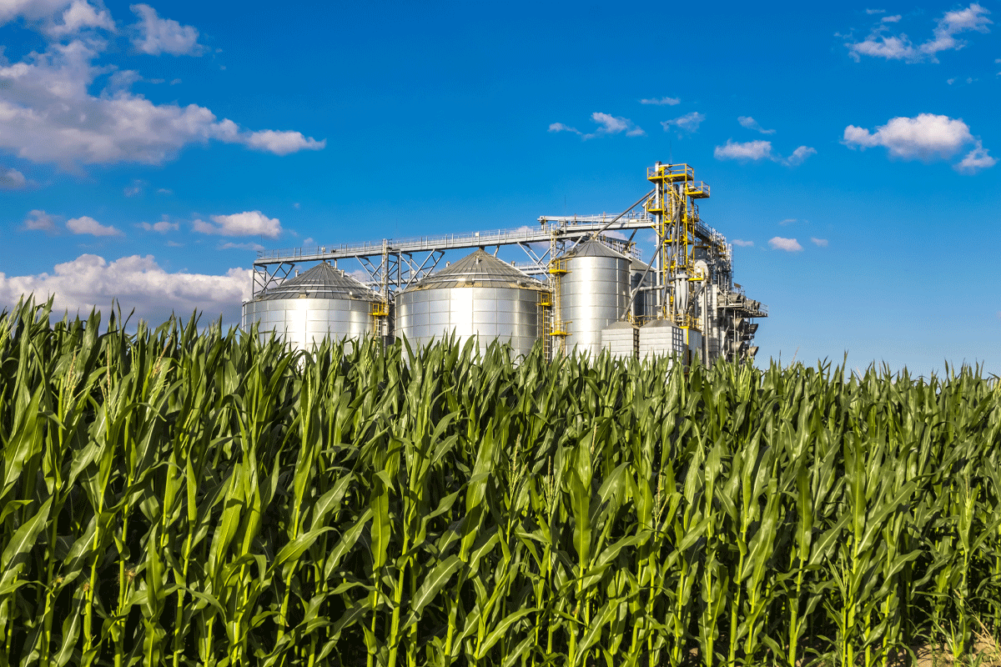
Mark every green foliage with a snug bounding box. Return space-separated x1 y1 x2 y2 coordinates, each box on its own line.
1 298 1000 666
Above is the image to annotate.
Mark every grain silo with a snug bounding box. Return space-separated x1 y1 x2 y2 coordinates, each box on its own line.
559 239 630 357
630 258 656 322
242 262 381 349
394 249 546 358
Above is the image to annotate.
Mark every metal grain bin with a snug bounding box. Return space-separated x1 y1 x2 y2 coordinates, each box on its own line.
395 249 545 358
560 239 630 358
630 258 656 322
242 262 381 349
601 321 637 359
639 319 683 359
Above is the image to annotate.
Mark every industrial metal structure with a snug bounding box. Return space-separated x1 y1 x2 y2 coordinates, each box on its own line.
557 239 630 358
245 163 767 363
395 249 547 358
242 262 382 348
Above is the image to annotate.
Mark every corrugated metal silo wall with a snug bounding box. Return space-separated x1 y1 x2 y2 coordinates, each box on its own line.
242 298 375 350
395 286 540 358
561 254 629 357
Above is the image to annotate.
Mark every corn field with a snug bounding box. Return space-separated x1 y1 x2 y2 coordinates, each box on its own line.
2 300 1001 667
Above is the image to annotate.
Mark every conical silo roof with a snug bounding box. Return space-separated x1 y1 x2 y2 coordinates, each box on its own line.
631 258 651 272
566 238 629 260
255 262 381 302
408 249 545 291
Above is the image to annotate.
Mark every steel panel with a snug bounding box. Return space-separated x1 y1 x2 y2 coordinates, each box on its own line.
559 254 629 358
242 298 374 352
393 284 540 359
450 322 476 337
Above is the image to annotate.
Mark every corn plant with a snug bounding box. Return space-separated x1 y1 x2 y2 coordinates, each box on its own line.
1 298 1000 667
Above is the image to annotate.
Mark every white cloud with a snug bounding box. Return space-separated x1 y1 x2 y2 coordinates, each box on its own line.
550 113 644 139
955 140 997 174
732 239 754 247
640 96 680 106
662 111 705 134
129 4 202 56
138 219 178 233
0 39 326 169
0 0 73 24
714 139 774 161
0 167 28 189
243 129 326 155
192 211 282 238
882 15 902 23
348 269 371 284
866 8 886 14
590 112 644 138
847 3 992 63
738 116 775 134
769 237 803 252
842 114 991 171
0 253 251 323
0 0 114 37
548 122 580 135
22 209 59 232
123 179 144 197
156 187 172 195
47 0 113 37
786 146 817 166
592 113 629 133
922 3 992 58
811 237 829 247
848 32 919 61
219 242 265 251
779 218 798 226
714 140 815 166
301 237 315 246
66 215 123 236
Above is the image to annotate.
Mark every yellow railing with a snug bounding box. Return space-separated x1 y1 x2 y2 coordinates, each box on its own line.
684 181 710 199
647 163 694 183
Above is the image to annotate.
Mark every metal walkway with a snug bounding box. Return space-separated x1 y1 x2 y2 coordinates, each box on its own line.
252 213 734 298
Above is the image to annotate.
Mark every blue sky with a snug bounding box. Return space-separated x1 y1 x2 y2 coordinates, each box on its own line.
1 0 998 375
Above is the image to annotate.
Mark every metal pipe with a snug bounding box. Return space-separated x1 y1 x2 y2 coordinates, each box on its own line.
586 189 655 243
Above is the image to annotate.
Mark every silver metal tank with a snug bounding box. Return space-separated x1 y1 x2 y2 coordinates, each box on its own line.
639 320 703 366
395 249 545 358
242 262 380 349
560 239 630 357
630 258 656 322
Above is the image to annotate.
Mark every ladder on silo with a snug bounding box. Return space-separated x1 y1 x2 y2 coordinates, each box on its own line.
548 257 570 357
538 290 552 359
370 300 390 338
